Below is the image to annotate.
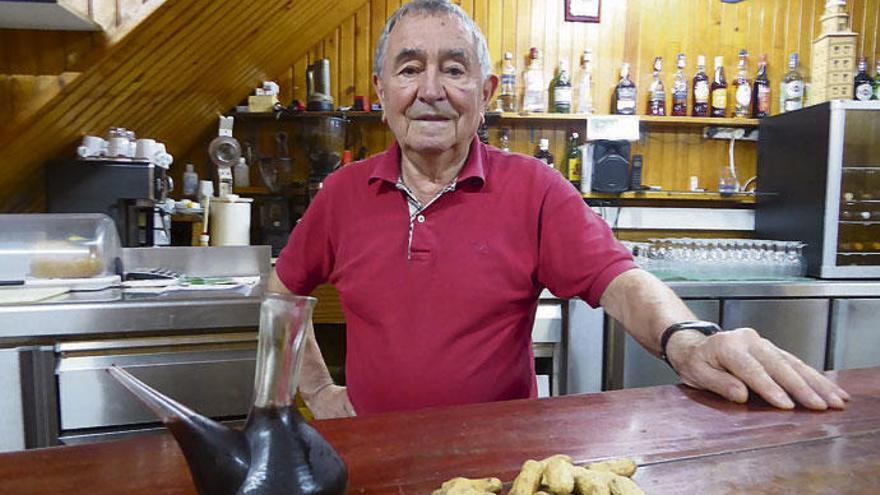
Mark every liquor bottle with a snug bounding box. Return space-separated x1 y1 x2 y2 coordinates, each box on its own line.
647 56 666 116
565 131 582 187
535 138 554 166
671 53 688 116
752 54 771 118
522 47 546 113
614 62 637 115
710 56 728 118
692 55 710 117
576 49 594 114
854 56 873 101
874 60 880 100
733 49 752 118
780 53 804 113
499 128 511 152
499 51 518 112
551 60 573 113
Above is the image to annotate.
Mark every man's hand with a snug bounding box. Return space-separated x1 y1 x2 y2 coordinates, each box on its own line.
666 327 851 410
302 384 356 419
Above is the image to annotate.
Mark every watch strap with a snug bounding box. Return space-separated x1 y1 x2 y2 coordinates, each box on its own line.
659 320 722 369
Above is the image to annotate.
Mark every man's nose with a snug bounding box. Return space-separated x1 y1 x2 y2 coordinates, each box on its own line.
417 67 446 104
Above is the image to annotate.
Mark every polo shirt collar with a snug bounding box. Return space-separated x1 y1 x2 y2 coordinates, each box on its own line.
368 136 486 188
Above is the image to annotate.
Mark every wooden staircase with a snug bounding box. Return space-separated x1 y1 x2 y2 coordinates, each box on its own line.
0 0 368 211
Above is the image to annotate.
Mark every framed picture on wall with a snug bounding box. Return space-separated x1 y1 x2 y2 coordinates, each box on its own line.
565 0 601 23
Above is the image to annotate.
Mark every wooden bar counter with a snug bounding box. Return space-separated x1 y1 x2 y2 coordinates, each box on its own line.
1 367 878 494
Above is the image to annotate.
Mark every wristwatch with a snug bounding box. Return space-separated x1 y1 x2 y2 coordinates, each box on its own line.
659 320 722 369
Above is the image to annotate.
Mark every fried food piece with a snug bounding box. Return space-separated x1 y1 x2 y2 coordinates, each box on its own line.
608 475 645 495
541 456 575 495
540 454 573 466
509 460 545 495
431 477 503 495
584 458 637 478
572 466 614 495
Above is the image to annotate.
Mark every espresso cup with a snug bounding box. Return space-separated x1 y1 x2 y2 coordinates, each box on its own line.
78 135 107 158
107 137 131 158
136 139 157 160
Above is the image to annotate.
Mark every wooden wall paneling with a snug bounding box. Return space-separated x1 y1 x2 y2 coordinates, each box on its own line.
99 1 263 137
293 56 309 105
340 15 357 108
354 4 372 102
326 28 341 109
370 0 386 103
0 0 369 212
515 0 531 114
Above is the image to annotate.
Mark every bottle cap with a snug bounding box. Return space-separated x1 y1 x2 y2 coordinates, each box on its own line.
341 150 353 165
697 55 706 66
715 56 724 67
504 51 513 60
539 138 549 149
185 163 194 172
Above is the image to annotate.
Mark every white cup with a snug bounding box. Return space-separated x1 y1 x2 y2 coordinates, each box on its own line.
107 137 131 158
78 135 107 158
135 139 157 160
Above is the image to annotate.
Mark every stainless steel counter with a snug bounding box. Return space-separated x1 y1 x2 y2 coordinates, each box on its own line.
4 279 880 342
667 279 880 298
0 286 263 341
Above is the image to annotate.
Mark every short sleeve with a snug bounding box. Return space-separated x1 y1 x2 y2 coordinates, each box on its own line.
536 173 636 307
274 182 337 296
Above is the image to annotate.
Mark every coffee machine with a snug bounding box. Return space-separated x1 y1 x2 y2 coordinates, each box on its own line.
301 116 347 201
47 159 172 247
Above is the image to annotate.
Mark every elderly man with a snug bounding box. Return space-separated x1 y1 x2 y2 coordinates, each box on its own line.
269 0 848 417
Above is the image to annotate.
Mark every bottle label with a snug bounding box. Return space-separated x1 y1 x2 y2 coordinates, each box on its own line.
855 83 873 101
672 81 688 101
523 71 545 111
500 73 516 95
757 86 771 113
567 158 581 182
694 81 710 102
735 85 752 107
616 87 636 113
785 81 804 99
712 88 727 109
554 87 573 105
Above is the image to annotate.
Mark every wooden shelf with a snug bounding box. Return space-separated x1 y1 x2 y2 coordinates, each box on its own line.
583 190 757 204
231 110 382 121
489 112 759 127
234 186 273 195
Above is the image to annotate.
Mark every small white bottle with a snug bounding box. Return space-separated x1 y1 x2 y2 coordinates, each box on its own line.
183 163 199 196
233 157 250 189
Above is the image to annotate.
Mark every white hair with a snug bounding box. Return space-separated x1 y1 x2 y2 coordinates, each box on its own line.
372 0 493 80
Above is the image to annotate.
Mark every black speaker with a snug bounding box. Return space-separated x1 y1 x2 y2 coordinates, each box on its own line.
591 140 631 193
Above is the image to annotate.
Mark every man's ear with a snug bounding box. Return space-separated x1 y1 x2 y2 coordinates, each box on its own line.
372 73 386 122
482 74 499 111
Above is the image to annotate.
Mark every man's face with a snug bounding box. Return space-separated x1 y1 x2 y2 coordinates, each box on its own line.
373 13 497 156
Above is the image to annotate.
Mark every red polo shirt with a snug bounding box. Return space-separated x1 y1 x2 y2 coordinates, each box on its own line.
276 136 635 414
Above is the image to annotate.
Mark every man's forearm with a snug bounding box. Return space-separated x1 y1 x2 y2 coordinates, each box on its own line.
599 268 696 356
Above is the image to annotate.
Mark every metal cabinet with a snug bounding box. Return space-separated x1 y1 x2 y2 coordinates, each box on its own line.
0 346 57 453
604 299 720 390
829 299 880 370
722 299 830 369
55 333 257 445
